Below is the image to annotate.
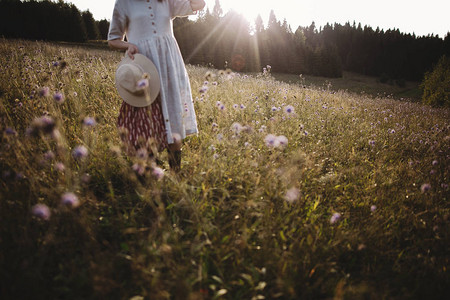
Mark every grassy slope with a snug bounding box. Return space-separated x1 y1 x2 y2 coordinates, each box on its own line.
0 39 449 300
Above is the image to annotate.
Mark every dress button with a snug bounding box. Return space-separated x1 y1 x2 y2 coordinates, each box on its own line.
153 30 157 34
152 22 155 25
150 14 154 17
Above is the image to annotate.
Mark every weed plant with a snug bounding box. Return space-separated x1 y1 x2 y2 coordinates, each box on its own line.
0 39 449 299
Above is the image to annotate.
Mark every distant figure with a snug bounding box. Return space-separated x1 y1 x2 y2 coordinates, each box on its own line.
108 0 206 171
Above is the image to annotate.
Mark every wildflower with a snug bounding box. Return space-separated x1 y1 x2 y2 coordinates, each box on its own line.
389 129 395 134
81 173 91 183
370 205 377 212
420 183 431 193
271 106 278 112
432 160 438 166
136 148 148 160
240 104 246 109
137 78 149 89
38 87 50 97
132 163 145 176
5 127 17 136
277 135 288 148
330 212 341 224
219 104 225 111
217 133 223 141
53 92 64 103
304 131 309 136
369 140 376 147
32 204 51 220
82 117 97 127
231 122 243 134
26 115 56 136
264 134 280 148
199 86 208 94
284 187 300 204
61 192 80 208
44 150 55 160
284 105 295 115
233 104 238 109
55 162 65 172
72 145 88 160
152 166 165 180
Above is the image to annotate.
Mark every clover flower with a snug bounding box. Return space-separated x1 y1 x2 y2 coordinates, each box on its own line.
32 204 51 220
61 192 80 208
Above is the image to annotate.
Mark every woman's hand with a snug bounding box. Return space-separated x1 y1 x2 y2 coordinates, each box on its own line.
190 0 206 11
126 43 139 59
108 39 139 59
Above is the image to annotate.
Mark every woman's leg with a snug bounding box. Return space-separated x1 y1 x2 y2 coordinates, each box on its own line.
168 134 182 171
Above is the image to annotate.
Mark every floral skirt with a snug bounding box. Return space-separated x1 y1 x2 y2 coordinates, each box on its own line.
117 95 168 153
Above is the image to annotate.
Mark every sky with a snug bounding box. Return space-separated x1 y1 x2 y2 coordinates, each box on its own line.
66 0 449 38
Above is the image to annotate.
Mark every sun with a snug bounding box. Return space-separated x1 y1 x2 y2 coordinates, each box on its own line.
206 0 272 25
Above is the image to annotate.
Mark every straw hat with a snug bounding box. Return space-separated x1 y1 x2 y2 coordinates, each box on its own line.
115 53 160 107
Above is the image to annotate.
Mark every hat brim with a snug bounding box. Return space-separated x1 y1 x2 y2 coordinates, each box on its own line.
115 53 161 107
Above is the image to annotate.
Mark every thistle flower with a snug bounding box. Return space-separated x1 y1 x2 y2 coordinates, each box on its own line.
53 91 64 103
72 145 88 160
284 187 300 204
330 212 341 224
61 192 80 208
32 204 51 220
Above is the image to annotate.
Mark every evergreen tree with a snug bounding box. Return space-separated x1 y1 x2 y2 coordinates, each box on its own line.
82 10 100 40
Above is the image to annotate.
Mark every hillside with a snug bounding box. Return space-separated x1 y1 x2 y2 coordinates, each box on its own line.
0 39 449 299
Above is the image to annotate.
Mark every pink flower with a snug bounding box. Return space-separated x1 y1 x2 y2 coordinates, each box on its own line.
152 167 165 180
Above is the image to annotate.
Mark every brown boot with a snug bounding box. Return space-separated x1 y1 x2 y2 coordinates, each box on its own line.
168 150 181 172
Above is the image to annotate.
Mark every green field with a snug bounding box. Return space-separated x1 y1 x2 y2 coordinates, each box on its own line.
0 39 449 299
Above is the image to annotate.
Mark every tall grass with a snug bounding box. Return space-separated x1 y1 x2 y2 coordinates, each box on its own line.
0 39 449 299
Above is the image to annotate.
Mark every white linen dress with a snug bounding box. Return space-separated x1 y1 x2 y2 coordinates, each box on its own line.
108 0 198 145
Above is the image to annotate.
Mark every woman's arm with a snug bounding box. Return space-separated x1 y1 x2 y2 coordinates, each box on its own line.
190 0 206 11
108 39 139 59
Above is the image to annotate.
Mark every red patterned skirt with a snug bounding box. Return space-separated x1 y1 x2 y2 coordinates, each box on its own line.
117 96 168 153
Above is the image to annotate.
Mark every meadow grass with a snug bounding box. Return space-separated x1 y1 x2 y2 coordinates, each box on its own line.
0 39 449 300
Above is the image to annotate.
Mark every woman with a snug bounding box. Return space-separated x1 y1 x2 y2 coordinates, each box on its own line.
108 0 205 171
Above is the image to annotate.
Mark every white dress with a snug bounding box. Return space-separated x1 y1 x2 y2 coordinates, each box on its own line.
108 0 198 144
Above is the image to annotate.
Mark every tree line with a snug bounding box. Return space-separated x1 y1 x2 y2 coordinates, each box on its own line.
1 0 449 81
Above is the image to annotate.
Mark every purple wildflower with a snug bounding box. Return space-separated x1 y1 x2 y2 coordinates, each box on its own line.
231 122 243 134
32 204 51 220
277 135 288 148
38 87 50 97
370 205 377 212
432 160 438 166
5 127 17 136
330 212 341 224
53 92 64 103
152 167 165 180
369 140 376 147
136 148 148 160
284 105 294 115
61 192 80 208
264 134 280 148
72 145 88 160
132 163 145 176
82 117 97 127
55 162 65 172
284 187 300 204
420 183 431 193
137 78 149 89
